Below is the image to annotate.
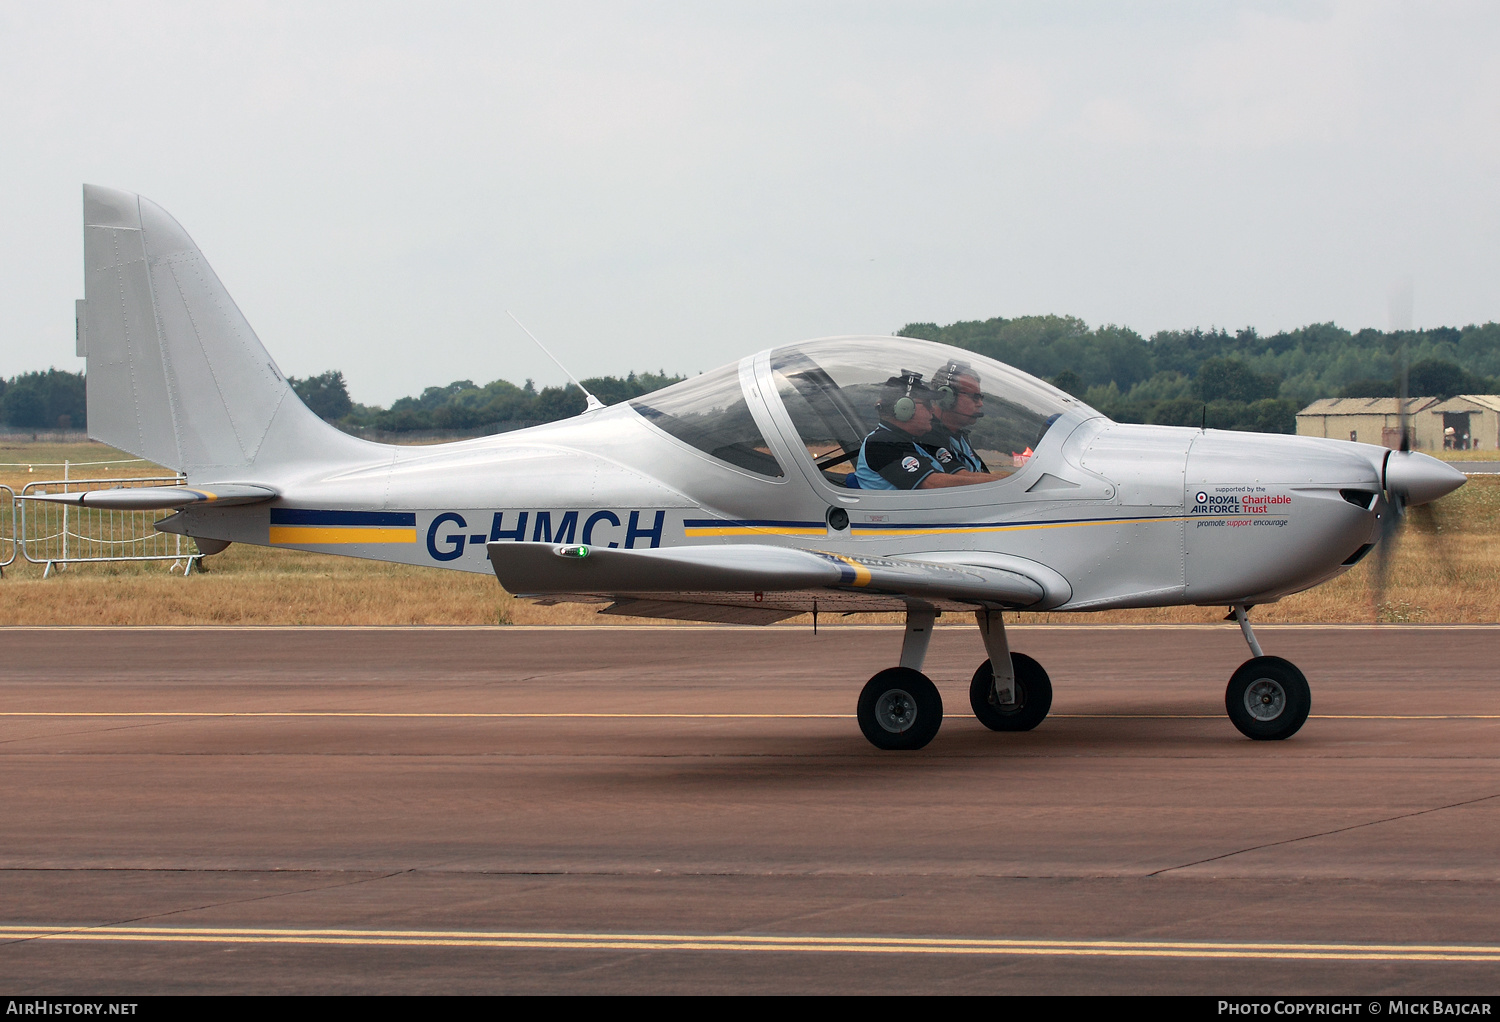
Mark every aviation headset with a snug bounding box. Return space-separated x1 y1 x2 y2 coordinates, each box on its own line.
932 360 976 412
886 370 926 422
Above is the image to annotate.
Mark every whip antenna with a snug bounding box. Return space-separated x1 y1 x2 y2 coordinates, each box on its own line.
507 311 605 412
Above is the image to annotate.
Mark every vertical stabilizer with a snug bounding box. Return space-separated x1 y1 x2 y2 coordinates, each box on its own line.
80 185 340 475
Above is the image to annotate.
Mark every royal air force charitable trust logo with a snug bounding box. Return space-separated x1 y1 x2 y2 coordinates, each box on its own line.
1192 487 1293 515
935 448 953 464
901 456 921 473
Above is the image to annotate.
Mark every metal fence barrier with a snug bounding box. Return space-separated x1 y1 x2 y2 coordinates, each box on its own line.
0 485 14 573
18 475 202 577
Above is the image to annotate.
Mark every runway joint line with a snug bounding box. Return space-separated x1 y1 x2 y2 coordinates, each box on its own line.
1148 790 1500 876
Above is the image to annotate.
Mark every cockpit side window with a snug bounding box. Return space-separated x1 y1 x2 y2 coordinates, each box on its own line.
630 364 784 478
772 351 876 487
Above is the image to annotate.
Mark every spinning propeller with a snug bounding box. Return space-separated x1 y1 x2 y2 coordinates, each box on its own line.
1367 351 1467 617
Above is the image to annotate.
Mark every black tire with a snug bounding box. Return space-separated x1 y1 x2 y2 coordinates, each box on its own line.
969 653 1052 732
857 667 943 750
1225 656 1310 740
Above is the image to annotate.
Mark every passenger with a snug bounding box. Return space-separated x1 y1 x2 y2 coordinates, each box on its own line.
855 371 1005 490
923 360 991 473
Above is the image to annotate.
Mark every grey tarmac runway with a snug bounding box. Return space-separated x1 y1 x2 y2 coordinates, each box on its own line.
0 623 1497 995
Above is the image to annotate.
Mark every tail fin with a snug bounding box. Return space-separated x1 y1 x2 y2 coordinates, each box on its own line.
78 185 356 476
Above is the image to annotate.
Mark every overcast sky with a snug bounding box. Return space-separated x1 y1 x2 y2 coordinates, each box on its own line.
3 1 1497 404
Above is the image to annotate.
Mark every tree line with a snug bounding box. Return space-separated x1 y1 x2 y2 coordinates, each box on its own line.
7 317 1499 435
0 369 87 430
288 369 685 435
899 316 1500 433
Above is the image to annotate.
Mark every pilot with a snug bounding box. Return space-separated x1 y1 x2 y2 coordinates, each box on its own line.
923 360 991 474
854 371 1004 490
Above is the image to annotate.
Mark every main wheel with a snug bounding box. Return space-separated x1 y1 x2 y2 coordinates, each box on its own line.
857 667 943 750
1225 656 1310 740
969 653 1052 732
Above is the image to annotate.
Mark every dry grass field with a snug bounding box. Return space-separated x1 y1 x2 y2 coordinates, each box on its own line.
1 438 1494 626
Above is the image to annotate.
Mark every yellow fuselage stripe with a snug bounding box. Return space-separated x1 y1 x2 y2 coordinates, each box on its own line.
849 516 1209 537
269 526 417 545
683 516 1247 539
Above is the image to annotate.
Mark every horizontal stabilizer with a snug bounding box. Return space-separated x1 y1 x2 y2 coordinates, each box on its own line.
20 483 277 510
488 542 1045 608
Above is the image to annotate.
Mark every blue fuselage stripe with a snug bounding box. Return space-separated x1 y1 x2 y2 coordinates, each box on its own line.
270 509 418 527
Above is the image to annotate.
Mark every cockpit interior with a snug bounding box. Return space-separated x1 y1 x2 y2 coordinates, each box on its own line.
630 336 1085 491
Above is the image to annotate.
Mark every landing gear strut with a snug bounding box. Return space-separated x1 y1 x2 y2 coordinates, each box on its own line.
1225 605 1310 740
856 605 943 750
854 606 1055 750
969 609 1052 731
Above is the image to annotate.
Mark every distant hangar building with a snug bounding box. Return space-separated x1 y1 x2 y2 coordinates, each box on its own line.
1296 395 1500 451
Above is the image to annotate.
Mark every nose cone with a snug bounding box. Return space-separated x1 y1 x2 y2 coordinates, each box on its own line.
1385 451 1467 505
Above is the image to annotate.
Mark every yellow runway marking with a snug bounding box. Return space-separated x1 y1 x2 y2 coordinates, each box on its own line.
9 624 1500 632
0 925 1497 961
1308 714 1500 720
1 712 1496 720
1057 714 1500 721
0 711 847 719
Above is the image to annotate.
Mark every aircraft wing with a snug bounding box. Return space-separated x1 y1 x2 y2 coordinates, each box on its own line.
18 483 277 510
487 541 1046 622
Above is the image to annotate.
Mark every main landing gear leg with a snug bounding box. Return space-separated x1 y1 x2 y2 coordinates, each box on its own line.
1225 604 1310 741
899 604 936 671
969 609 1052 732
856 604 943 750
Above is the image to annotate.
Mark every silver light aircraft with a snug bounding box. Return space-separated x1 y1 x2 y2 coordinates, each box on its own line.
48 185 1467 750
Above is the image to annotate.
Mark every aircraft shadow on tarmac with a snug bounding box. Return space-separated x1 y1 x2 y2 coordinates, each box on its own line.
548 713 1300 792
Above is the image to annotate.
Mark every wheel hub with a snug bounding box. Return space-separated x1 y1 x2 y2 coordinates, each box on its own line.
1244 678 1286 721
874 688 917 733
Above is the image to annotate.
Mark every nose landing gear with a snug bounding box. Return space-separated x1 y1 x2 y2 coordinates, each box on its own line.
1226 606 1310 740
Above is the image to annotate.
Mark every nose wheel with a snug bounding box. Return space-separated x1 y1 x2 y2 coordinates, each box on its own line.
1225 656 1311 740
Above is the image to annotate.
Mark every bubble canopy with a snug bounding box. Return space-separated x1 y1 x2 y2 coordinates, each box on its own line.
629 336 1089 485
769 337 1086 487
